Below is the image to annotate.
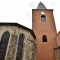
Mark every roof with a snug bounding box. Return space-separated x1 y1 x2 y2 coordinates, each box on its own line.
0 22 36 39
37 2 47 9
56 31 60 36
54 46 60 49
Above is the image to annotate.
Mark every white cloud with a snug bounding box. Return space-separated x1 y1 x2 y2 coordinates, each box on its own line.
0 0 60 32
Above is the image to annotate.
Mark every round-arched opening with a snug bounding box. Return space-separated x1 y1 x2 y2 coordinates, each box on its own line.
41 15 46 22
0 31 10 60
16 33 25 60
42 35 47 42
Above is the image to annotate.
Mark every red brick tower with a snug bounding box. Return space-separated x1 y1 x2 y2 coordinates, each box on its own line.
32 2 57 60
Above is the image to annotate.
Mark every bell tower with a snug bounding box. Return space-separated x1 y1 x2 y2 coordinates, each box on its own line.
32 2 57 60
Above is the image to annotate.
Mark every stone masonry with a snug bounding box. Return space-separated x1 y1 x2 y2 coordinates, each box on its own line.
0 25 36 60
54 47 60 60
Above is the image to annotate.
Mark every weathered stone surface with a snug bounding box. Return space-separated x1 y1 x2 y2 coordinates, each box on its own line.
54 47 60 60
0 26 36 60
24 39 36 60
5 34 18 60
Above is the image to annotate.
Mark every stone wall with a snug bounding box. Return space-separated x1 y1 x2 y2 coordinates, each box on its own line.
0 26 36 60
22 38 36 60
18 27 37 60
54 47 60 60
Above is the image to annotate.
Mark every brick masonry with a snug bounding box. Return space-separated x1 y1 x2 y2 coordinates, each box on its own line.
32 9 57 60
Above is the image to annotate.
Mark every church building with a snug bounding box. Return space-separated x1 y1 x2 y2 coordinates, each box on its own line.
0 2 60 60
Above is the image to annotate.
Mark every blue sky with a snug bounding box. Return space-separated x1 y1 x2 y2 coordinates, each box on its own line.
0 0 60 32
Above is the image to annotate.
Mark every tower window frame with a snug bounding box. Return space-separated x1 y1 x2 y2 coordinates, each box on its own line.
41 15 46 22
42 35 47 42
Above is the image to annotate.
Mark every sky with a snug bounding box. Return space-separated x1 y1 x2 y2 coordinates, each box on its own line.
0 0 60 33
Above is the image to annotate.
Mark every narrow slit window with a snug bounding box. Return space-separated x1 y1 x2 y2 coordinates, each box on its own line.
41 15 46 22
42 35 47 42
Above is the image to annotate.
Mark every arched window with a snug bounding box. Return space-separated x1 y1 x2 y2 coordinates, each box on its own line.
41 15 46 22
42 35 47 42
16 33 25 60
0 31 10 60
